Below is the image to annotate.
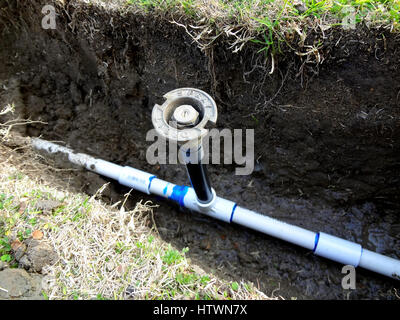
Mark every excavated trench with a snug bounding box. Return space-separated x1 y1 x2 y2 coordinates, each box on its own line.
1 2 400 299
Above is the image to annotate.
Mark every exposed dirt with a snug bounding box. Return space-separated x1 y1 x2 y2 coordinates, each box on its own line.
1 1 400 299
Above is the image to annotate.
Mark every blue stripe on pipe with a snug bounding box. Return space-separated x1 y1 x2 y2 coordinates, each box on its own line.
169 185 189 207
229 203 238 223
313 232 320 252
163 183 169 195
148 175 156 191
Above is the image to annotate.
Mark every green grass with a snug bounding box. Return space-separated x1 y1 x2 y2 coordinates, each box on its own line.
128 0 400 26
0 194 16 263
162 246 188 265
128 0 197 15
125 0 399 58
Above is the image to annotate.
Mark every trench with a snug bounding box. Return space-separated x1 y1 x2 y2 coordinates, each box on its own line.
1 1 400 299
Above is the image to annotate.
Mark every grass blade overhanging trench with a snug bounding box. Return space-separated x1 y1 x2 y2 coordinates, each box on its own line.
125 0 399 54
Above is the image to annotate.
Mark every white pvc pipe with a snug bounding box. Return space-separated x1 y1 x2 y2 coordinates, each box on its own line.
358 249 400 279
232 207 317 251
32 138 400 280
314 232 362 267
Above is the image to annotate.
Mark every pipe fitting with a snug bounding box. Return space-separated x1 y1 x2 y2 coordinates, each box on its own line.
196 188 217 211
313 232 362 267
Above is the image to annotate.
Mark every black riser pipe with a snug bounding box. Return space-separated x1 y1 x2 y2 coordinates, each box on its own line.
186 163 213 203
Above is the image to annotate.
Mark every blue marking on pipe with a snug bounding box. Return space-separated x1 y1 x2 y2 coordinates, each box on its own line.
163 183 169 195
169 185 189 207
148 176 156 191
229 203 238 223
313 232 320 252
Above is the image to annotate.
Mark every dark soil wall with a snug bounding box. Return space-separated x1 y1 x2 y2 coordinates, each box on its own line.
2 1 400 208
1 0 400 299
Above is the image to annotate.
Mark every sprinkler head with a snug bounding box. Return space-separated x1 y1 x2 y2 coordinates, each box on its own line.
152 88 217 206
151 88 217 146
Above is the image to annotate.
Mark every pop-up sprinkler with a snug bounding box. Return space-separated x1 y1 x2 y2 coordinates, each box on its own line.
32 88 400 280
152 88 217 207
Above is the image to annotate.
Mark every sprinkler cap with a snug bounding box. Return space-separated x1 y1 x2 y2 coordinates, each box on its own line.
152 88 217 145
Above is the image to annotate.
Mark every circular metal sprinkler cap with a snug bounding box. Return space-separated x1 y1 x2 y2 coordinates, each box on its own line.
151 88 217 145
